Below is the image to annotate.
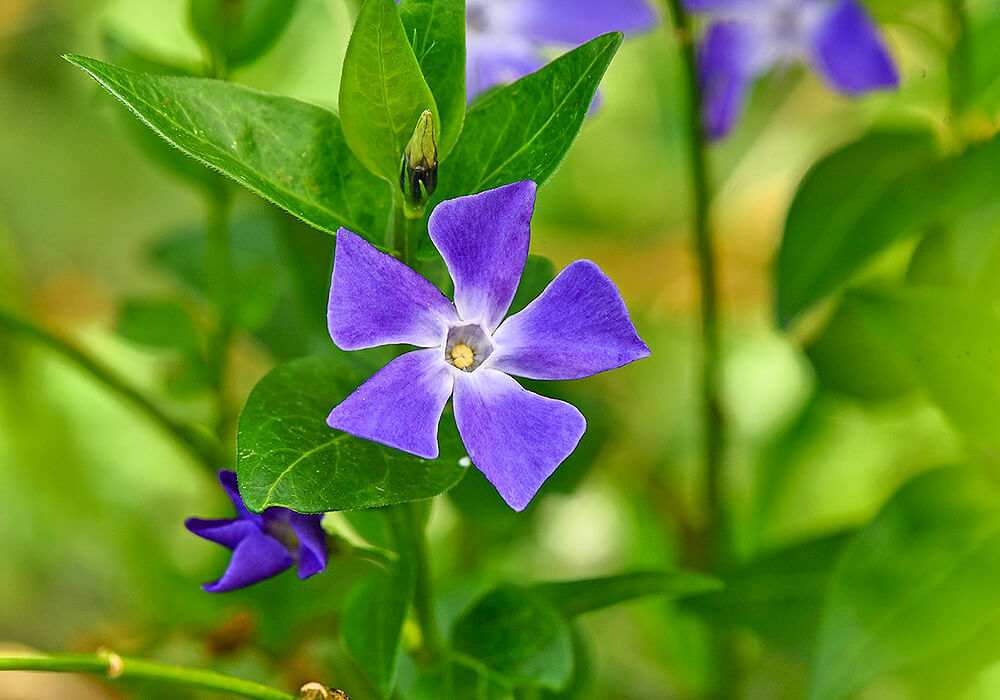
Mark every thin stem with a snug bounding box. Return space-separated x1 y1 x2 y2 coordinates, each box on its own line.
0 652 293 700
0 308 223 469
662 0 726 569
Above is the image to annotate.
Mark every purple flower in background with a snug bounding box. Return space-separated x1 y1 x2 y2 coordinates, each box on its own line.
326 181 649 511
685 0 899 138
464 0 657 100
186 471 328 592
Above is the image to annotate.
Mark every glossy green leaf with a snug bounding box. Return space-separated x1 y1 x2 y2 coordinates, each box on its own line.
810 467 1000 700
775 132 938 327
189 0 300 70
399 0 466 159
437 32 622 201
534 570 721 619
237 354 467 513
339 0 439 184
452 585 574 690
64 55 392 241
842 286 1000 449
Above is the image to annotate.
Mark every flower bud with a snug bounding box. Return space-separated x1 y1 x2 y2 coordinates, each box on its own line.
400 110 438 218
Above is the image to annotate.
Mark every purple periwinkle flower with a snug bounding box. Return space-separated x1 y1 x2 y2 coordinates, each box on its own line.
685 0 899 139
464 0 657 100
326 181 650 511
186 471 328 592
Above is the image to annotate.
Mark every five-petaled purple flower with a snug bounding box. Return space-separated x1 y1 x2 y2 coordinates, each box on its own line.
326 181 650 511
686 0 899 139
464 0 657 100
186 471 328 592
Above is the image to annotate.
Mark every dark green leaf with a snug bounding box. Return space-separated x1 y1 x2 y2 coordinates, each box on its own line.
809 467 1000 700
410 657 514 700
508 255 555 315
452 585 574 690
339 0 439 183
534 570 721 619
116 298 201 352
64 55 392 242
237 354 467 513
399 0 466 159
437 33 622 201
189 0 300 69
775 132 938 327
684 532 854 660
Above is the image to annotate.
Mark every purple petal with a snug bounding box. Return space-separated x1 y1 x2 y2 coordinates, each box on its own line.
202 531 294 593
327 348 454 459
684 0 754 11
428 181 536 331
467 40 544 101
512 0 657 46
490 260 650 380
218 470 262 526
185 517 258 549
809 0 898 94
328 229 458 351
288 513 328 579
452 369 586 511
698 21 761 140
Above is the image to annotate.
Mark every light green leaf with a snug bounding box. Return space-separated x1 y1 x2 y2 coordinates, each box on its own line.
64 55 392 242
437 33 622 201
189 0 300 70
452 585 574 691
810 467 1000 700
399 0 466 159
237 354 467 513
339 0 439 184
534 570 722 619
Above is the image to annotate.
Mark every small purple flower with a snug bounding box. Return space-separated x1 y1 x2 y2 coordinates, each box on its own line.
186 471 328 592
326 181 649 511
464 0 657 100
686 0 899 139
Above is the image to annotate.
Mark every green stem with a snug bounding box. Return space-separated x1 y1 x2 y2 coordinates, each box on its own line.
0 652 293 699
204 184 236 440
0 308 223 469
662 0 726 569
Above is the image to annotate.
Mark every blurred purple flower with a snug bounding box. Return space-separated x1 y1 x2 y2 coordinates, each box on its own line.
685 0 899 138
186 471 328 592
326 181 650 511
463 0 657 100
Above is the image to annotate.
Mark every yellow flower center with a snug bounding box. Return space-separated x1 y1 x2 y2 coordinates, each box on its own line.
450 343 475 370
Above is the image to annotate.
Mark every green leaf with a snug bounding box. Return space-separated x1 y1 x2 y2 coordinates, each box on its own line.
684 532 854 659
237 354 467 513
509 255 556 315
339 0 439 184
437 33 622 201
775 132 938 327
451 585 574 691
189 0 300 70
410 657 514 700
64 55 392 242
399 0 466 159
533 570 722 619
116 299 202 352
841 286 1000 449
809 467 1000 700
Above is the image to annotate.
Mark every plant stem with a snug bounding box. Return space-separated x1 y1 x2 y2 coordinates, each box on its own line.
0 308 223 469
0 652 293 699
662 0 726 569
204 184 236 440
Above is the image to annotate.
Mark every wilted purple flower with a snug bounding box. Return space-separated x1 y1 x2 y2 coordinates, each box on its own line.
186 471 328 592
686 0 899 138
326 181 649 511
464 0 657 100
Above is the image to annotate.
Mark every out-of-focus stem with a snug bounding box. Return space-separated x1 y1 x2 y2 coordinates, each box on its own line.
204 184 236 440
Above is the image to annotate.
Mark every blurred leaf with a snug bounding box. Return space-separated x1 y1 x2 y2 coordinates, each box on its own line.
685 532 854 660
64 55 392 242
437 33 622 201
237 354 467 513
399 0 466 159
508 255 556 315
339 0 439 184
842 286 1000 449
410 657 514 700
534 570 721 619
809 467 1000 700
189 0 300 70
116 298 201 352
775 131 937 327
951 4 1000 115
541 626 592 700
452 585 574 691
